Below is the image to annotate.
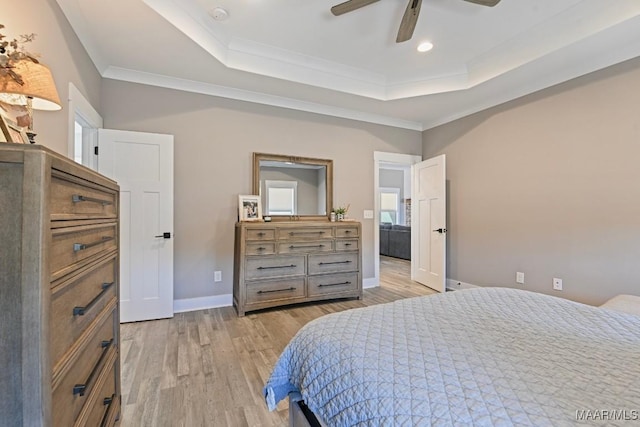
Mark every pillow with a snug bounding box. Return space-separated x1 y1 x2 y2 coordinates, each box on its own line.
600 294 640 316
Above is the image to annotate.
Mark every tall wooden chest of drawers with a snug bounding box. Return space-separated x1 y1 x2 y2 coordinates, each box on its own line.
233 221 362 316
0 143 121 426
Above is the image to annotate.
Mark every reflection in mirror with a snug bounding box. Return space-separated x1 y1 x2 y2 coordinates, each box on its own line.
253 153 333 219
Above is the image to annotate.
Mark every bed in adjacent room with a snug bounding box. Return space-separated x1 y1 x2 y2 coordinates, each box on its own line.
264 288 640 426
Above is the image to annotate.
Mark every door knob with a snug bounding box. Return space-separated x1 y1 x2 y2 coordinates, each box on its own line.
432 228 447 233
155 232 171 239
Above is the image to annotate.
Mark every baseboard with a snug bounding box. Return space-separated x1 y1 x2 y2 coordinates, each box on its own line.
173 294 233 313
363 277 379 289
446 279 478 291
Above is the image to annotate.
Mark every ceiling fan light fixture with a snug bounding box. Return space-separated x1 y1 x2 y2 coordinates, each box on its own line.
417 41 434 53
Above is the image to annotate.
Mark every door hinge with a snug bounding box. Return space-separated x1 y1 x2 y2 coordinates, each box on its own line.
94 146 99 155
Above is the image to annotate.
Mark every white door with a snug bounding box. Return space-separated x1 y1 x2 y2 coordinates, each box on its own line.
98 129 174 322
411 155 446 292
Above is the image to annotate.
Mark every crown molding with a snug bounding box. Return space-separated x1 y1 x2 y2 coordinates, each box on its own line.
143 0 640 101
102 66 424 131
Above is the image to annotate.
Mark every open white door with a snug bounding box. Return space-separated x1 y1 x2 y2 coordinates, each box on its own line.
411 155 446 292
98 129 174 323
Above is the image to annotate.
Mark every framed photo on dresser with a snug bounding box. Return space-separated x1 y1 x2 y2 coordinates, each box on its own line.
0 115 29 144
238 195 262 221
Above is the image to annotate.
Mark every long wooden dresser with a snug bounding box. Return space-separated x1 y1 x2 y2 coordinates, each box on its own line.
233 221 362 316
0 143 121 426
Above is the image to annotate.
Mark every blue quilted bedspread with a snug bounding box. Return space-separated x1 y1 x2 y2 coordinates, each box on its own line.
264 288 640 426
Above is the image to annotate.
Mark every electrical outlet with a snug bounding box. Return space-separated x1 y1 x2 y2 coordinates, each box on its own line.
553 277 562 291
516 272 525 284
214 271 222 282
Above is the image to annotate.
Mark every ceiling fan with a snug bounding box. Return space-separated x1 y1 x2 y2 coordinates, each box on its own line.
330 0 501 43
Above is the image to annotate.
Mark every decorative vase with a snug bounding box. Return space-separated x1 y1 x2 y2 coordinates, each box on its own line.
337 213 344 221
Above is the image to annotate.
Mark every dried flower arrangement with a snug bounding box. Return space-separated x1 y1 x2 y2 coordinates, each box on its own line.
0 24 38 85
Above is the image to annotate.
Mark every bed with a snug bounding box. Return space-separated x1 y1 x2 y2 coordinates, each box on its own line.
264 288 640 426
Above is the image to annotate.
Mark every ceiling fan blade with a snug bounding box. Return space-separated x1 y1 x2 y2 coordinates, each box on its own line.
463 0 501 6
331 0 380 16
396 0 422 43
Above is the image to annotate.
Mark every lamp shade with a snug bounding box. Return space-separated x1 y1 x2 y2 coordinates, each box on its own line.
0 60 62 111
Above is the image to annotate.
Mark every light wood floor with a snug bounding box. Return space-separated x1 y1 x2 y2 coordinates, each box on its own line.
118 256 435 427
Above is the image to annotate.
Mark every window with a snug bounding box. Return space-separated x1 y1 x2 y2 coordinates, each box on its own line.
265 180 298 215
380 188 400 224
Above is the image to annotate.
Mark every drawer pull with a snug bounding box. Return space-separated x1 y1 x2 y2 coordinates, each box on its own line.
318 260 352 266
344 243 352 246
289 244 325 249
72 194 113 206
73 339 114 396
257 247 266 251
73 236 114 252
257 264 296 270
73 282 115 316
319 281 352 288
289 231 325 235
257 287 296 294
344 230 352 233
100 394 116 427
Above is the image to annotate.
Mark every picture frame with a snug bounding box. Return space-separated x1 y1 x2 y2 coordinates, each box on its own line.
238 195 262 222
0 115 29 144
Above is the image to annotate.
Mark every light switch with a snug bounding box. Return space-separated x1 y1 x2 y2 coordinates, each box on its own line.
364 210 374 219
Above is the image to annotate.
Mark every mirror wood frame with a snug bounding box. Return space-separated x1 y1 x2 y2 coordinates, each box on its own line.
253 152 333 221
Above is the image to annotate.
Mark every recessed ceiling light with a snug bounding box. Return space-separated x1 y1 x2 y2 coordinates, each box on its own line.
417 42 434 53
209 7 229 21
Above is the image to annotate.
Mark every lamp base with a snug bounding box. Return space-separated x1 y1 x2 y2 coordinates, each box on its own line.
26 131 36 144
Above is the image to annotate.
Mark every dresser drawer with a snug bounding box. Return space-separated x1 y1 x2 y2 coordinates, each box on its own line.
81 353 119 427
51 173 117 221
52 307 117 427
278 227 333 240
245 278 305 304
308 273 359 297
277 240 332 254
51 255 117 367
308 252 359 275
335 239 358 251
245 255 305 280
335 226 359 238
246 228 275 241
51 223 118 281
246 242 276 256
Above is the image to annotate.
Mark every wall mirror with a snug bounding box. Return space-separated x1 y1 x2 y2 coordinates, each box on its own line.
253 153 333 220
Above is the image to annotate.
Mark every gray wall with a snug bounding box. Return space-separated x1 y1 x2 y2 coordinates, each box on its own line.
423 57 640 306
4 0 103 154
100 79 422 300
379 168 406 225
379 169 404 198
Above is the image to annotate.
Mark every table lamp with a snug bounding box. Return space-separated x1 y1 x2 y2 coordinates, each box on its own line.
0 60 62 143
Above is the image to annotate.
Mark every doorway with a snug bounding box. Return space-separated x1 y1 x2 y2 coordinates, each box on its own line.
66 84 175 322
373 152 421 287
68 83 101 171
